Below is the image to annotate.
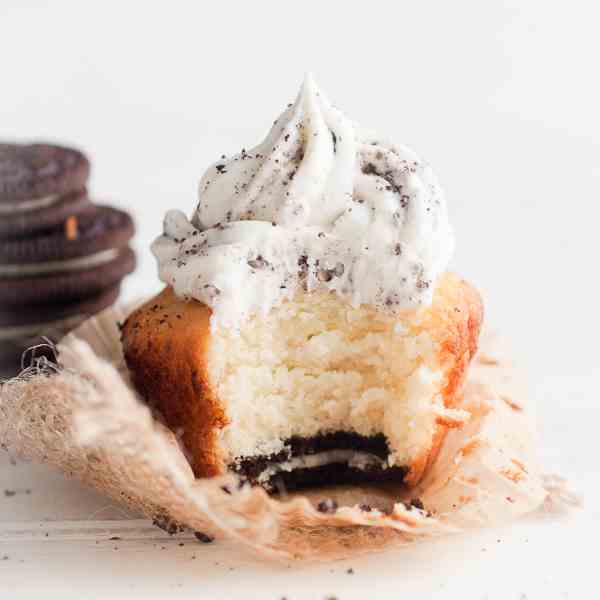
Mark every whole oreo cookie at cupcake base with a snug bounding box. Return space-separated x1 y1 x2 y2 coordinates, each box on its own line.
0 142 136 377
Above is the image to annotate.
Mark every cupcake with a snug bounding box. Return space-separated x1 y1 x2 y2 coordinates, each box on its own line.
122 76 482 490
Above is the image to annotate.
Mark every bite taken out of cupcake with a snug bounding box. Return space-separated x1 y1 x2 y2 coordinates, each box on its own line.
122 75 483 492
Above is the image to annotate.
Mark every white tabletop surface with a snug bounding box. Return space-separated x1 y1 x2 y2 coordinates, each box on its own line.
1 1 598 598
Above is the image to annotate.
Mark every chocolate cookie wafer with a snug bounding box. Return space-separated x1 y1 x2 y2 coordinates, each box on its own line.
0 286 121 378
0 206 135 304
0 143 92 238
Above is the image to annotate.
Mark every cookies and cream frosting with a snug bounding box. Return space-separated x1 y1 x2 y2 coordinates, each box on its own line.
152 75 454 330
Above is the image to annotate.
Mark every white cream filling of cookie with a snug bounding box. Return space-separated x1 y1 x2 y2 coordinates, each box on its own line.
0 248 120 278
254 450 388 484
0 193 61 214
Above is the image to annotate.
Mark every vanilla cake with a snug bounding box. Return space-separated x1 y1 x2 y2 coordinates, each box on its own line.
122 273 481 489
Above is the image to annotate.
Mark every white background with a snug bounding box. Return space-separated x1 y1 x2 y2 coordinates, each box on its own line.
1 1 598 598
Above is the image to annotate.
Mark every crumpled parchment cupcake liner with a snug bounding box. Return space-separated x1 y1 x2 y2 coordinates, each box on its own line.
0 303 578 560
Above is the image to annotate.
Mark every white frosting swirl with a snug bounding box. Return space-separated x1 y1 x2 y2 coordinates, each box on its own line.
152 75 454 330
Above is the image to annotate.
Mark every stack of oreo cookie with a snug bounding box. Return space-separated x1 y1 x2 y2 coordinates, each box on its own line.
0 143 136 376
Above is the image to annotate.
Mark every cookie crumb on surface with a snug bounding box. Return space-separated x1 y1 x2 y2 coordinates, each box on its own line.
152 514 183 535
410 498 425 510
194 531 214 544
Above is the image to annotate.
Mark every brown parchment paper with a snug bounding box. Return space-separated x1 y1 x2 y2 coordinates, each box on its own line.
0 303 578 560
